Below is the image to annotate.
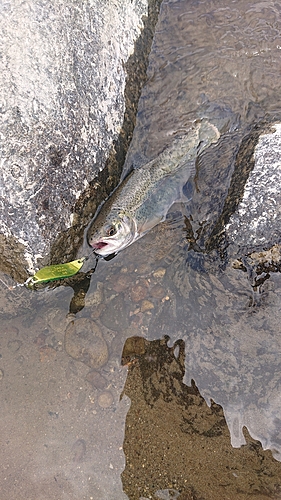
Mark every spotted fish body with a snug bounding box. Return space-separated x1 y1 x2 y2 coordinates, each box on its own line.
87 120 221 257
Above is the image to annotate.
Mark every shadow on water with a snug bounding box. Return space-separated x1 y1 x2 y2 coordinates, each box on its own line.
2 0 281 499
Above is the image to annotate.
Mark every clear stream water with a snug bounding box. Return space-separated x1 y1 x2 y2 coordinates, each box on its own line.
1 1 281 499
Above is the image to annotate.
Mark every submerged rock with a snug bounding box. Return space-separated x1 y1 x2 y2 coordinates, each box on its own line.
98 391 114 409
64 317 108 369
100 293 130 332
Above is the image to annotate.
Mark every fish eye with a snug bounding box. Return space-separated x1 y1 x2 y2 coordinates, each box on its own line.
106 225 117 237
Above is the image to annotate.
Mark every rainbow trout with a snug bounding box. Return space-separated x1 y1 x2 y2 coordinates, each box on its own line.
87 119 220 257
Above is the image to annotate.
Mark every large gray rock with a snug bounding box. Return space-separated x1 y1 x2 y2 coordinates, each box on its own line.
0 0 162 282
226 123 281 251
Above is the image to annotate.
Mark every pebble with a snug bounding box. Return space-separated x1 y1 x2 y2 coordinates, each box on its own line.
46 308 72 334
100 294 129 331
64 318 108 369
110 274 133 292
85 370 107 390
130 282 148 303
134 263 152 276
150 284 166 299
85 282 104 308
153 267 166 279
7 339 22 353
140 300 154 313
34 330 50 347
0 369 4 380
90 303 105 320
39 346 56 363
98 391 114 409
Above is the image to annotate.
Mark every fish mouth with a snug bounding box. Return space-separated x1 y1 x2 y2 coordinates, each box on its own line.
92 241 108 250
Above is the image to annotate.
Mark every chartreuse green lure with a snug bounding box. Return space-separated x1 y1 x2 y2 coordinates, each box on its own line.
25 258 87 288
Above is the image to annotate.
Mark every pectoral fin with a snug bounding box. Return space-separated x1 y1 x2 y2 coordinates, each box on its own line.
137 213 164 237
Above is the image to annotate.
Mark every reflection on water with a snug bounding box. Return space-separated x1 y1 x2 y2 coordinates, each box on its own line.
2 0 281 498
121 336 281 499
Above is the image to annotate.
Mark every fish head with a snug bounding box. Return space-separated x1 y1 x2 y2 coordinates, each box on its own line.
87 210 137 257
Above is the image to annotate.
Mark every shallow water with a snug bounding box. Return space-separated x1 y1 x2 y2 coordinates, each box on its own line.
2 0 281 499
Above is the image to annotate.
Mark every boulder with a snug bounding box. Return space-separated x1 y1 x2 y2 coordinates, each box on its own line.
0 0 162 282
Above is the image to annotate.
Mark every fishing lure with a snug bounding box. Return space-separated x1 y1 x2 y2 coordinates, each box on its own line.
25 257 87 288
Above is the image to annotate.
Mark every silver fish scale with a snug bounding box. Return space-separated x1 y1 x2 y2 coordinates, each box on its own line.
112 120 220 219
135 164 190 226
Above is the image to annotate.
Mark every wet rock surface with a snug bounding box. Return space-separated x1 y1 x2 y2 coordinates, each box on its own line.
0 0 163 281
226 123 281 253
